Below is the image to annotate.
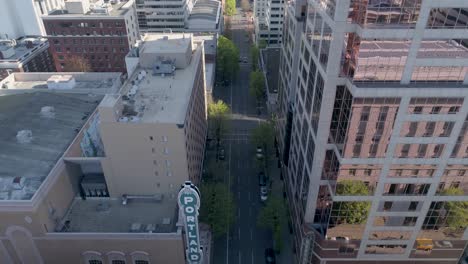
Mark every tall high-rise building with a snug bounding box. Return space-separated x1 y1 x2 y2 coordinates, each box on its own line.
42 0 139 73
0 33 207 264
0 36 56 81
0 0 65 39
254 0 285 46
277 1 468 263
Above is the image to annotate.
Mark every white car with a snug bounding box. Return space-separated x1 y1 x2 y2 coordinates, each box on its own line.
256 146 264 159
260 186 268 201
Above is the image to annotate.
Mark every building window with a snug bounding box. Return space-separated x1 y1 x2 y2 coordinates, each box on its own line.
430 106 441 114
413 106 423 114
134 261 149 264
408 201 418 211
448 106 460 114
112 261 125 264
149 136 153 141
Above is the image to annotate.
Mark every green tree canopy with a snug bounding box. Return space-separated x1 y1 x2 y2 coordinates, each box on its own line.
257 194 287 251
208 100 230 143
258 39 267 49
217 36 239 83
225 0 236 16
441 187 468 230
251 121 274 152
250 45 259 70
200 183 236 238
333 180 371 224
258 195 287 252
249 70 265 101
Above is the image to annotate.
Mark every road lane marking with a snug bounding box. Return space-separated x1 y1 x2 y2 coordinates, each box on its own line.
250 228 253 240
251 249 254 264
239 252 242 264
238 227 241 240
248 192 251 201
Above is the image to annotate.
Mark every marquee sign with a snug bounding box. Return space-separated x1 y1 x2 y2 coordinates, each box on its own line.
178 181 203 264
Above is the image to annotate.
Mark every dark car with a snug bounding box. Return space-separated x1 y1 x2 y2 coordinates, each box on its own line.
259 172 267 186
265 248 276 263
219 147 225 160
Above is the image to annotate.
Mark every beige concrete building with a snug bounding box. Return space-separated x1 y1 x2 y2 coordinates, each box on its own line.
0 33 207 264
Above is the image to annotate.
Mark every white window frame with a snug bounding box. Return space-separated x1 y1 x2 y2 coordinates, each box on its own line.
130 251 150 264
82 251 103 264
107 251 126 264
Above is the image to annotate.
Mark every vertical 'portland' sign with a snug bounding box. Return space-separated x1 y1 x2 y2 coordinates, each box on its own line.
178 181 203 264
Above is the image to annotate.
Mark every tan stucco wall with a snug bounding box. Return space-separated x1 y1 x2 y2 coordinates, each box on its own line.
100 122 189 198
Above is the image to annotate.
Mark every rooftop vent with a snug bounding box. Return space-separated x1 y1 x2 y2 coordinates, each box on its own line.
16 130 33 144
40 106 55 118
153 59 176 75
12 177 25 190
130 222 142 232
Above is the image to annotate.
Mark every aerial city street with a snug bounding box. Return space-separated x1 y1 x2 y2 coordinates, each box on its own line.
0 0 467 264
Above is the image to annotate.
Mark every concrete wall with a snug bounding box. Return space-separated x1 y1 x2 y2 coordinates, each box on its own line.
99 121 189 198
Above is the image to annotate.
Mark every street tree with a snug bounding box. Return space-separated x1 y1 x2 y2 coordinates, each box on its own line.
241 0 250 12
334 180 371 224
225 0 236 16
252 121 274 154
441 187 468 230
62 55 91 72
258 39 267 49
208 100 230 146
250 44 260 70
258 195 287 252
200 183 236 238
217 36 239 84
249 70 265 101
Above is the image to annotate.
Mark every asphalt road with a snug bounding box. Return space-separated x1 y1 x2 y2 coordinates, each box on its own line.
211 7 274 264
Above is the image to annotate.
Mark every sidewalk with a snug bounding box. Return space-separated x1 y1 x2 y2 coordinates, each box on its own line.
268 154 295 263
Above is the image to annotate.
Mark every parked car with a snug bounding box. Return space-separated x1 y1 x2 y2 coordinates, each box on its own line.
330 236 350 242
242 56 248 63
256 146 264 159
259 172 267 186
265 248 276 263
260 186 268 201
219 147 225 160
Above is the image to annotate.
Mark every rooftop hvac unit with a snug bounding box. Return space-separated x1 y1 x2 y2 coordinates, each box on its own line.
162 217 171 225
153 59 176 75
130 222 142 232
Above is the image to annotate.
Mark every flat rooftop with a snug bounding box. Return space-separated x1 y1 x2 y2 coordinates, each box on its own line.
0 92 104 200
140 34 192 55
58 198 178 233
47 0 132 17
0 37 49 65
193 34 217 55
116 46 202 124
0 72 121 95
